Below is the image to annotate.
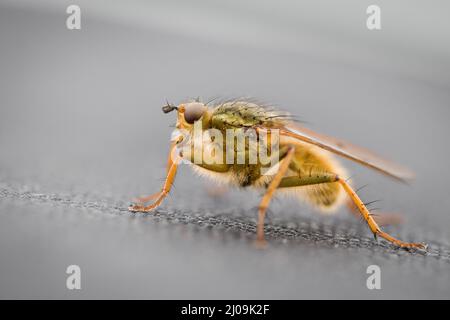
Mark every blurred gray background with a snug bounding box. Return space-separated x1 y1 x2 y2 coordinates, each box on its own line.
1 0 450 299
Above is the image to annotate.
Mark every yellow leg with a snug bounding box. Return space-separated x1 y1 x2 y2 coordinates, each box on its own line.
129 142 180 212
346 199 404 227
133 141 178 204
129 160 179 212
277 173 425 249
256 146 295 247
338 178 426 249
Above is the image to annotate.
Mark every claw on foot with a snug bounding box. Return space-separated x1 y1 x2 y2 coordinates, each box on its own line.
398 242 428 250
376 230 427 250
128 204 154 213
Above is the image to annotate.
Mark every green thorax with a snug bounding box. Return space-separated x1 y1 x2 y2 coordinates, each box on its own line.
209 101 291 130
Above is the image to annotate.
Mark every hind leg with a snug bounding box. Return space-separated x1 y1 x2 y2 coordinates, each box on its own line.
346 200 404 227
277 174 426 249
337 178 425 249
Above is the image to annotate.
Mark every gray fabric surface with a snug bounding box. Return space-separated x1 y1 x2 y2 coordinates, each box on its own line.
1 1 450 299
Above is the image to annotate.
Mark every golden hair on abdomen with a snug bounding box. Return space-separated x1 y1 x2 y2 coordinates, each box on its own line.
279 142 348 213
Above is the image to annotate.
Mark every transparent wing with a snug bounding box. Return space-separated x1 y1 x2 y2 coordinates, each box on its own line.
276 123 414 182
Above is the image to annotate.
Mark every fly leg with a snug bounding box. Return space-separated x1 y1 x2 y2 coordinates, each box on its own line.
337 178 426 249
346 199 404 227
129 141 180 212
129 160 179 212
277 175 426 249
256 146 295 248
132 141 178 204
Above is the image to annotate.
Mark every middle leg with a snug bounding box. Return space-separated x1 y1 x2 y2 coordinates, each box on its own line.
256 146 295 246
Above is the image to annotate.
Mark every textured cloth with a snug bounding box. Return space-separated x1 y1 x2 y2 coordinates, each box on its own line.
1 3 450 299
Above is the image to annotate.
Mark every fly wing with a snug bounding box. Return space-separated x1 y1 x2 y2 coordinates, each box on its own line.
276 124 414 182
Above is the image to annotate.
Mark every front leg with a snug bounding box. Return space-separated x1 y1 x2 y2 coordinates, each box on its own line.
132 141 178 204
129 142 180 213
129 160 179 212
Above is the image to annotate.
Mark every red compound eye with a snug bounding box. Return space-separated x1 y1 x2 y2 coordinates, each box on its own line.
183 103 206 124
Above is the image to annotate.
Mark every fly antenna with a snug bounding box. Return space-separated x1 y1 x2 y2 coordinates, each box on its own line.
162 100 178 114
